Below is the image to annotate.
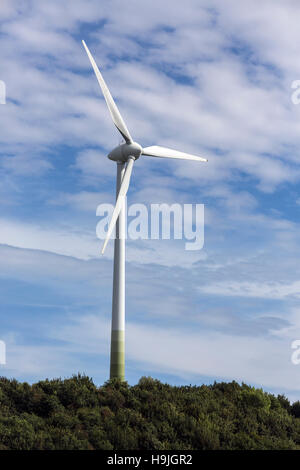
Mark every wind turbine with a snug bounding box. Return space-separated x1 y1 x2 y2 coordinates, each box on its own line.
82 40 207 381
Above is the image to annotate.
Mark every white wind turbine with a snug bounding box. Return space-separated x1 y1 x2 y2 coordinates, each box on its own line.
82 40 207 381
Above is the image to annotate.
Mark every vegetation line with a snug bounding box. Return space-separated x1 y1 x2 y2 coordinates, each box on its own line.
0 374 299 450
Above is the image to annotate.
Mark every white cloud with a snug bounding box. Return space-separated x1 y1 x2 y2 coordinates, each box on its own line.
74 149 116 180
1 154 52 176
0 218 98 260
199 280 300 300
49 190 113 212
1 0 300 189
0 216 206 268
40 313 300 396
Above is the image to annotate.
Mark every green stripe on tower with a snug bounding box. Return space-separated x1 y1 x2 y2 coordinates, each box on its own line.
110 330 125 380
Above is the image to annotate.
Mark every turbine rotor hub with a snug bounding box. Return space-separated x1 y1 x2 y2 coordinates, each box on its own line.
108 141 142 162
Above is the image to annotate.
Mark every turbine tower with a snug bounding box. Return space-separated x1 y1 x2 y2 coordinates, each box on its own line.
82 40 207 381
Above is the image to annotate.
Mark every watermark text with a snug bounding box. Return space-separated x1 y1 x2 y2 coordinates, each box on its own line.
0 80 6 104
96 201 205 251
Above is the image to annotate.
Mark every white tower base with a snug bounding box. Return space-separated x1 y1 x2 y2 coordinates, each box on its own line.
110 162 125 380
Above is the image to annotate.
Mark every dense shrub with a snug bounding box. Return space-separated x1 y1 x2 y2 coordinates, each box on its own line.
0 374 299 450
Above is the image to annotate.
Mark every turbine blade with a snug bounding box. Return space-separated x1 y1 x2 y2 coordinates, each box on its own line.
142 145 207 162
102 158 135 254
82 40 133 144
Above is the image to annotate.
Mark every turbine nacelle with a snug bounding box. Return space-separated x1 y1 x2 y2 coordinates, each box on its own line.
108 142 142 162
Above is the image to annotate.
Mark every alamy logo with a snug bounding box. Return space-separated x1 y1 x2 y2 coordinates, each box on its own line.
291 80 300 105
291 340 300 365
96 201 205 251
0 81 6 104
0 341 6 365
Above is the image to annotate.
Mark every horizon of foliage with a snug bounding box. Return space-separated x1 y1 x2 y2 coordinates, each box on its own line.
0 374 300 450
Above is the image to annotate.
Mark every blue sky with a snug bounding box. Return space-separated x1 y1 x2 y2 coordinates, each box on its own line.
1 0 300 400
